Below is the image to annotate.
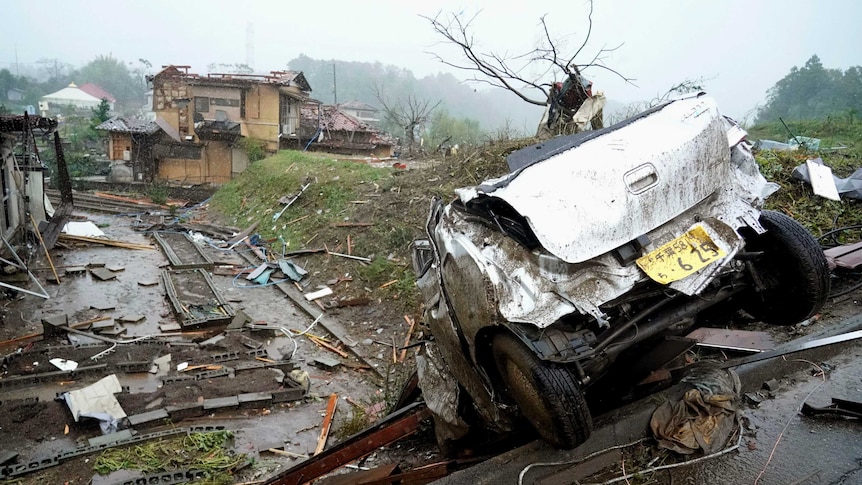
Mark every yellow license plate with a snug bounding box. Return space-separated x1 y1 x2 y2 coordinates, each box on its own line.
636 226 726 284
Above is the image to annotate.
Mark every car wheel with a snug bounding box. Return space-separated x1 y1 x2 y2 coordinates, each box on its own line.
742 210 830 325
492 333 592 449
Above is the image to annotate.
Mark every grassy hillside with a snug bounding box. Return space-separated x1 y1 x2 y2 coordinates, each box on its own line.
747 114 862 239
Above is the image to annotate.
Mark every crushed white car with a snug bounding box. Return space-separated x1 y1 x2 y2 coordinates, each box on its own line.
413 93 830 449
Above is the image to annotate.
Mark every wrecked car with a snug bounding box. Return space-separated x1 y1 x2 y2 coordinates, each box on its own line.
412 93 830 449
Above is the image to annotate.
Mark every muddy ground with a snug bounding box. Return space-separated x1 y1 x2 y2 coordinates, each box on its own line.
0 206 435 484
1 151 861 483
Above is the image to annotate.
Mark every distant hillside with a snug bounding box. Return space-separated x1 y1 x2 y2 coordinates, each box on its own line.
289 54 547 134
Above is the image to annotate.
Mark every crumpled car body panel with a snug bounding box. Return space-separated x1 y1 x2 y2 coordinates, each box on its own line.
414 93 779 442
457 95 749 264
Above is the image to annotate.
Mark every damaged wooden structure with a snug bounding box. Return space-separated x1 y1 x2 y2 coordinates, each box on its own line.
149 65 313 185
0 114 72 298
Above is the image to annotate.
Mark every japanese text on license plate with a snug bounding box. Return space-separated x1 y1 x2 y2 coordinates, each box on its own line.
636 226 726 284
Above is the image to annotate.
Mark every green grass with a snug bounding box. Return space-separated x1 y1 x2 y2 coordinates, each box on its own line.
210 150 391 248
93 431 244 484
749 114 862 238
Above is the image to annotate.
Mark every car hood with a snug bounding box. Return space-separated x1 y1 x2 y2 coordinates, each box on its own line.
456 94 734 264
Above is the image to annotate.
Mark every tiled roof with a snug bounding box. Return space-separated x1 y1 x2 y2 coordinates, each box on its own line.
95 116 160 134
78 83 116 103
301 104 394 145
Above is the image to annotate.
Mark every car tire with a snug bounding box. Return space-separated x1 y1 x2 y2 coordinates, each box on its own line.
742 210 830 325
492 333 592 449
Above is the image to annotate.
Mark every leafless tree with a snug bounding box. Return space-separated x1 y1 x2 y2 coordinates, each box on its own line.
422 2 633 137
421 2 633 106
372 83 441 148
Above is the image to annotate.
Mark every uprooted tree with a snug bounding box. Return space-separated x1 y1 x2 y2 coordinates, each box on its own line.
422 2 633 139
372 82 441 150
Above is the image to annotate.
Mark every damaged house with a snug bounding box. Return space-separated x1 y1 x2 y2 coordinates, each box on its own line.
0 115 57 243
150 65 312 185
94 117 160 183
300 104 395 158
1 114 71 299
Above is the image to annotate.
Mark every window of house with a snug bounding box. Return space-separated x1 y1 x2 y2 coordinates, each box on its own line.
194 97 210 113
240 90 246 118
211 98 240 107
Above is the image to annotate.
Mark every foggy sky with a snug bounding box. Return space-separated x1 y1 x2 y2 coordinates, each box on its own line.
2 0 860 122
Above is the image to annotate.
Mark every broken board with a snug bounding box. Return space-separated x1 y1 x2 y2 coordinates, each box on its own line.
686 327 776 352
152 232 214 270
162 268 235 329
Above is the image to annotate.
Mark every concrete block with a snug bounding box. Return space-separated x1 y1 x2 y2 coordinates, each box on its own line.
88 429 133 447
203 396 239 410
128 408 169 426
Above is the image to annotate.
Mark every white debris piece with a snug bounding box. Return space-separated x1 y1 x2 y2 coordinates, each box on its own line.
62 221 106 237
49 358 78 371
304 287 333 301
62 374 126 434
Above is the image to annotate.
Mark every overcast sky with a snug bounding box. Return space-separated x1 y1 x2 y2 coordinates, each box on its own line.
3 0 860 121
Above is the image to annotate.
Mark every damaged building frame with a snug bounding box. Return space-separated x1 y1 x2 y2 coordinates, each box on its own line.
149 65 313 185
0 114 71 298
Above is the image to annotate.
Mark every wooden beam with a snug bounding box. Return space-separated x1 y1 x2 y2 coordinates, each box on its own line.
315 393 338 456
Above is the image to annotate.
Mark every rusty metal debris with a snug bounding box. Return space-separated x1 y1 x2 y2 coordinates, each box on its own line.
264 402 431 485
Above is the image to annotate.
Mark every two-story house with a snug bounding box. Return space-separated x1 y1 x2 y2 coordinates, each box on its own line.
150 65 311 185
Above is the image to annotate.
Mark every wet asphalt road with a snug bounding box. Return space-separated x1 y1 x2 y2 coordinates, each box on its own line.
437 317 862 485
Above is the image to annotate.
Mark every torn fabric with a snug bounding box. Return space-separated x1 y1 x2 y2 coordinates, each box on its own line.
650 366 741 455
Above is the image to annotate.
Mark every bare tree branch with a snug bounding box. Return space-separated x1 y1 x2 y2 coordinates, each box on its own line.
372 82 441 145
422 0 635 110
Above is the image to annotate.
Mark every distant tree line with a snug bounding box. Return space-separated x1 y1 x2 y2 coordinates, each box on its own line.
756 55 862 123
0 55 148 113
288 54 541 147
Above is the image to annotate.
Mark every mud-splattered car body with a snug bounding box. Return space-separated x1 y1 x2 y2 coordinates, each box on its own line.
413 93 829 449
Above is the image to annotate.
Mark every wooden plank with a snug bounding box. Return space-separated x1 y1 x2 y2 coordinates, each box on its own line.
315 394 338 456
264 403 431 485
399 316 416 363
235 249 382 379
59 234 155 250
308 335 349 358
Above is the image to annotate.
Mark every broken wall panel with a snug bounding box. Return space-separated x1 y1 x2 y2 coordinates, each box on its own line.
162 268 235 328
152 232 214 270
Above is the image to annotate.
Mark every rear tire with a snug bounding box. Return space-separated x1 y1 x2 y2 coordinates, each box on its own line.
742 210 830 325
492 333 592 449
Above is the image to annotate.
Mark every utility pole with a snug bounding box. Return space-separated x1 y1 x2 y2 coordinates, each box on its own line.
332 62 337 105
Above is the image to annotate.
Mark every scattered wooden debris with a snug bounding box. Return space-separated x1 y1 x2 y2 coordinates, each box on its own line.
30 214 60 284
400 316 416 363
379 280 399 289
59 234 155 250
307 335 349 358
305 287 333 301
334 222 373 227
268 448 308 460
315 394 338 455
327 251 371 262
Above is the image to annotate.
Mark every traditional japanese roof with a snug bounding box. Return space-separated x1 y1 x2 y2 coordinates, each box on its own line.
78 83 117 103
95 116 160 135
300 104 394 145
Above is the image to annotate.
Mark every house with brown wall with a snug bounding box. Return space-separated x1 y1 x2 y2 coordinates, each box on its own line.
94 117 159 182
300 104 394 158
150 65 311 185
